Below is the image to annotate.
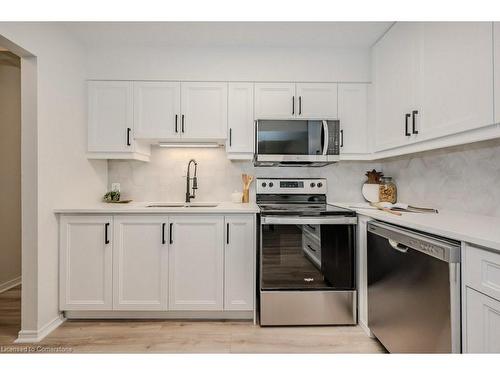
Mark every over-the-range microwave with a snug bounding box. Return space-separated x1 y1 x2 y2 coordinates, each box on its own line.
254 119 340 167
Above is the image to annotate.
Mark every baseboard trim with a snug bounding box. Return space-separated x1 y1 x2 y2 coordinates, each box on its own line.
359 320 375 338
64 310 254 320
15 314 66 343
0 276 21 294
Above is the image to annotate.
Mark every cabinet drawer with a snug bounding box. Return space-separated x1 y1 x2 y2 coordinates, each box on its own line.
465 244 500 301
466 287 500 353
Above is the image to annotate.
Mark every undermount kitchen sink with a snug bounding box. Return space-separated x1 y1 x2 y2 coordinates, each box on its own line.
146 202 219 208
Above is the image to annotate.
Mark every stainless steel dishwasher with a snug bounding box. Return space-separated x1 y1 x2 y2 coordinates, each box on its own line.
367 221 461 353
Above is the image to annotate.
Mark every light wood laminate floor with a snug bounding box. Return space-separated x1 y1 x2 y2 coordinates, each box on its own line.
0 286 385 353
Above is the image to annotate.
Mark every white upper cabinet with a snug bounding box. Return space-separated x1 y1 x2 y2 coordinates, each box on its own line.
180 82 228 140
224 215 255 311
227 82 255 156
59 215 113 310
254 83 296 119
494 22 500 124
168 215 224 311
296 83 338 119
338 83 369 155
113 216 169 311
133 81 181 140
418 22 494 140
88 81 135 153
373 22 421 152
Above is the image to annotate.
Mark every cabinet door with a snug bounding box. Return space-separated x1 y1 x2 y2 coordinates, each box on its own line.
466 287 500 353
88 81 134 152
373 23 421 151
59 216 113 310
224 215 255 311
419 22 494 140
134 81 181 140
180 82 227 140
296 83 338 119
493 23 500 124
254 82 296 119
227 82 255 155
113 216 169 310
168 216 224 310
338 83 368 154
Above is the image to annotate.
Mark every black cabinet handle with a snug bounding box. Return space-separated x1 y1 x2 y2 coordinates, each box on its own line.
229 128 232 147
175 114 178 133
126 128 131 146
181 114 185 133
299 96 302 115
105 223 110 244
292 96 295 115
412 110 419 134
340 129 344 147
162 223 166 244
169 223 173 244
226 223 230 244
405 114 411 136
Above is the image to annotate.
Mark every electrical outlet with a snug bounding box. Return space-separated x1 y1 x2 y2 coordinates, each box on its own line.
111 183 121 192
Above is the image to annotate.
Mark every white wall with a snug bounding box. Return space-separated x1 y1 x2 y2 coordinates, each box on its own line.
0 53 21 290
86 45 371 82
0 23 108 337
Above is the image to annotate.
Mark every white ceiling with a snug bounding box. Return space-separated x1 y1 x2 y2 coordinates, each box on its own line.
62 22 393 48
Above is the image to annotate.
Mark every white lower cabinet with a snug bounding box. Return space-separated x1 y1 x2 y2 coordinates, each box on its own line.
113 216 169 310
168 215 225 311
466 287 500 353
59 216 113 310
224 215 255 311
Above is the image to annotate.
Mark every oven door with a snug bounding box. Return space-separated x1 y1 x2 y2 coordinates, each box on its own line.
255 119 340 166
260 216 356 291
259 215 357 325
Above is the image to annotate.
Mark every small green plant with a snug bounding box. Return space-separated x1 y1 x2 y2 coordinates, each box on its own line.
103 190 121 202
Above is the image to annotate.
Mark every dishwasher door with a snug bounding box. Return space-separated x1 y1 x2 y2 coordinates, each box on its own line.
367 221 461 353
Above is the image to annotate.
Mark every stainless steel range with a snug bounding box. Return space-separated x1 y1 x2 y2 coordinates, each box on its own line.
256 178 357 326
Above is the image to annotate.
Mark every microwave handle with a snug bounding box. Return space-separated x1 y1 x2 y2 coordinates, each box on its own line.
322 120 329 155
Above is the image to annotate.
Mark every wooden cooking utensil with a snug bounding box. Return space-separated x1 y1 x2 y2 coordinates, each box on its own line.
241 174 254 203
370 202 402 216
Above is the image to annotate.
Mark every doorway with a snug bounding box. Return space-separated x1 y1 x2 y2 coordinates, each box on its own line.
0 47 21 343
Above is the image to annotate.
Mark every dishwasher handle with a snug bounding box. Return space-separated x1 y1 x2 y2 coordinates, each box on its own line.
388 239 408 253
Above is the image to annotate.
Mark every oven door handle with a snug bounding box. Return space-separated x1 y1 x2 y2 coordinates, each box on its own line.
261 216 357 225
322 120 329 156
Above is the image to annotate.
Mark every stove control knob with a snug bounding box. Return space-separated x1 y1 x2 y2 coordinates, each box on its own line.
269 182 274 187
310 182 316 188
317 182 323 188
261 182 267 188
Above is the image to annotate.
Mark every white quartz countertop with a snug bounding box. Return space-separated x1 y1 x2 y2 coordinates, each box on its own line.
54 201 260 214
333 202 500 252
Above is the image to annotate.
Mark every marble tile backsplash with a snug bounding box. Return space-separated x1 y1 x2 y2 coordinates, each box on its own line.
108 147 380 203
380 138 500 217
108 138 500 217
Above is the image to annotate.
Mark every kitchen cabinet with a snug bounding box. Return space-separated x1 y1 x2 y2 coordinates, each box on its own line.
338 83 369 155
113 216 169 310
133 81 181 140
227 82 254 158
168 215 224 310
59 216 113 310
465 287 500 353
356 215 372 336
418 22 493 140
180 82 227 140
88 81 135 153
373 22 421 152
295 83 337 119
224 215 255 311
373 22 495 153
254 82 296 119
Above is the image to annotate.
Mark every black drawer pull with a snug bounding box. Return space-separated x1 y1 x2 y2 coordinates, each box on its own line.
162 223 166 244
226 223 230 244
340 129 344 147
307 244 317 253
181 115 185 133
299 96 302 115
229 128 232 147
126 128 131 146
292 96 295 115
169 223 173 244
175 114 178 133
